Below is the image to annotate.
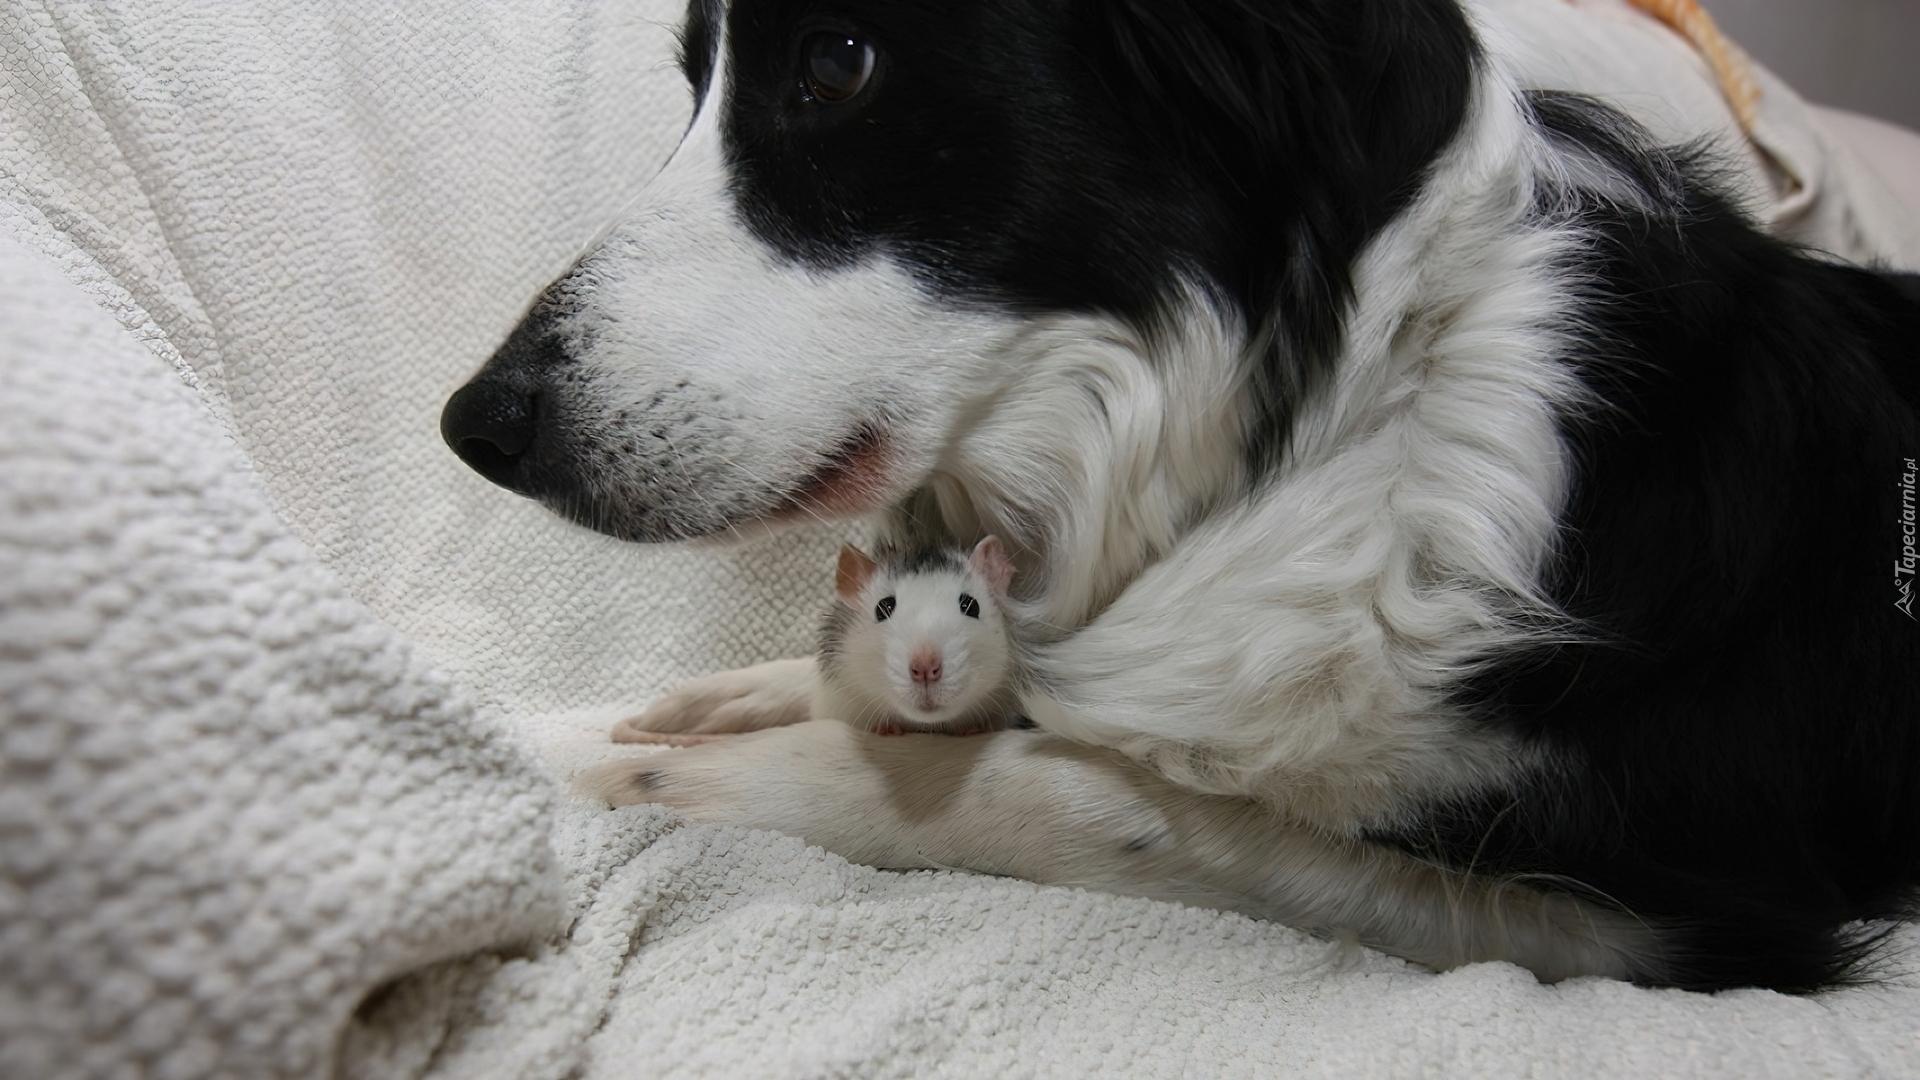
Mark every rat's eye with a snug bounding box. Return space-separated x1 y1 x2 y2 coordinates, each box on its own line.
959 594 980 619
874 596 896 621
801 31 875 103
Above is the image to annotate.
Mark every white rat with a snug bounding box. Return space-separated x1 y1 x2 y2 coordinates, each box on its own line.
815 536 1022 736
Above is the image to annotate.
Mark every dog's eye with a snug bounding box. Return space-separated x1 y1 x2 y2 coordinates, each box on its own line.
959 594 980 619
802 31 875 103
875 596 896 621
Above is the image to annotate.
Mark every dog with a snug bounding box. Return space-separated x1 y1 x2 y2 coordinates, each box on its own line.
440 0 1920 991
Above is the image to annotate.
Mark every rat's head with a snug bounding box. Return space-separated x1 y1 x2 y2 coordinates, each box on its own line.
438 0 1476 541
827 536 1017 726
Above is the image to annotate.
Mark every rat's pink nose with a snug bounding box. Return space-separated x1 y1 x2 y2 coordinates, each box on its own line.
910 649 943 686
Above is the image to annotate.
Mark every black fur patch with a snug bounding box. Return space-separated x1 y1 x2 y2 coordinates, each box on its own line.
709 0 1476 471
677 0 724 109
1378 93 1920 992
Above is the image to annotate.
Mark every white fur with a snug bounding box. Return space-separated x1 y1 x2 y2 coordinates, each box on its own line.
586 720 1654 983
539 39 1030 539
611 657 816 740
586 7 1665 982
1008 66 1595 830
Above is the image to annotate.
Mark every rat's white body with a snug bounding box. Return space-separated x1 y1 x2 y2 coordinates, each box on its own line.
815 539 1021 736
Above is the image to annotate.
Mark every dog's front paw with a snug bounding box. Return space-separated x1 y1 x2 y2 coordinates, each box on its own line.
612 657 816 741
582 720 937 867
583 736 785 822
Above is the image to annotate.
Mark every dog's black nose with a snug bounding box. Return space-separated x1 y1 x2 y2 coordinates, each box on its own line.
441 377 538 490
445 307 571 492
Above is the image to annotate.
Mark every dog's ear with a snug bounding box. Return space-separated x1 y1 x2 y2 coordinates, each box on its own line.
1085 0 1474 193
1089 0 1331 176
837 544 879 600
1081 0 1476 461
968 536 1016 599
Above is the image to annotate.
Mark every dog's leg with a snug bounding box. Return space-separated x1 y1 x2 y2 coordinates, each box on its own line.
584 721 1659 982
612 657 816 741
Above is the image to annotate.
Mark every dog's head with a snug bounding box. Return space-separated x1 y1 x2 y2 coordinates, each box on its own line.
441 0 1475 542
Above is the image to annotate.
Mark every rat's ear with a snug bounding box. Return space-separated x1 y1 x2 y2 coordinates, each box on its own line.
969 535 1016 598
836 544 878 600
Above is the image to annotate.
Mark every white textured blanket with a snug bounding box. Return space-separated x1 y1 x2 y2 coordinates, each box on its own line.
4 1 1920 1077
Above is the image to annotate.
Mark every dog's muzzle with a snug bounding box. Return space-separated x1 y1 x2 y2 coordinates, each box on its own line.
443 284 910 543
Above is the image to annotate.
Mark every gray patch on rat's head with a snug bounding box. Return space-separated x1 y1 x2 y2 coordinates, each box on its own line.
818 544 970 679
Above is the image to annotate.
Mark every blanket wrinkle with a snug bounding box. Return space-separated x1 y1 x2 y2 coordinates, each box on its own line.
5 1 1920 1077
0 231 567 1080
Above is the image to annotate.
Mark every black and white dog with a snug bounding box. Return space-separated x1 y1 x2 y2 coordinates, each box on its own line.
440 0 1920 991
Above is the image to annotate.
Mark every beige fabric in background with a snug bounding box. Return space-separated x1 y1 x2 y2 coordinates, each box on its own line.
1821 106 1920 226
1489 0 1920 269
5 1 1920 1077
